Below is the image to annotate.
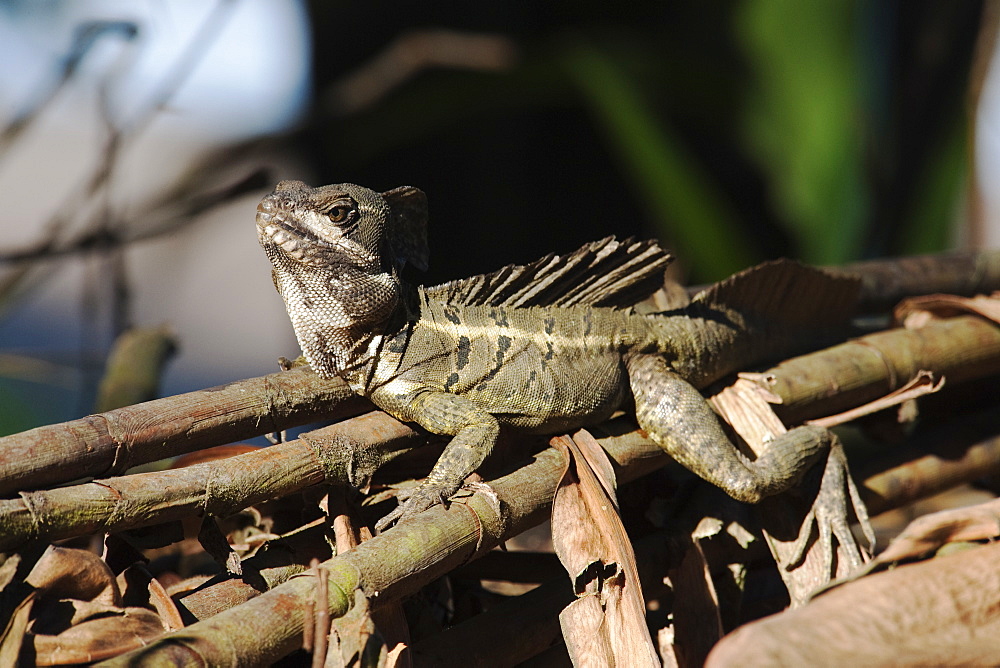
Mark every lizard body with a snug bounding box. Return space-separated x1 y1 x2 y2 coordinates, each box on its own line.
257 181 860 531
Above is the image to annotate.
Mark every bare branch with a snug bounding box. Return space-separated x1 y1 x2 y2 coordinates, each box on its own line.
325 30 519 116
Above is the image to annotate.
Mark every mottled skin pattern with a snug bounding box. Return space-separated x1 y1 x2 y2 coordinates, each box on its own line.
257 181 859 535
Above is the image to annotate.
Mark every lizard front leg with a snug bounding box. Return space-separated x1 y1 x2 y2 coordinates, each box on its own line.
374 389 499 532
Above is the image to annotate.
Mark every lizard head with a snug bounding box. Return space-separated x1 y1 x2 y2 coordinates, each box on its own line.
256 181 428 376
256 180 428 273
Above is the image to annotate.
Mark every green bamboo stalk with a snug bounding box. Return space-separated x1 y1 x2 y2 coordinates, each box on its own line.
0 365 371 496
100 425 664 667
757 316 1000 425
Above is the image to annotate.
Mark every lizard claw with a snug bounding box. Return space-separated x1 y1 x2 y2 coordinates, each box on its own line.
373 482 451 533
787 440 874 575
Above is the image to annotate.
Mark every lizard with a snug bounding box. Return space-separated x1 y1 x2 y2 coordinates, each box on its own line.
255 180 869 561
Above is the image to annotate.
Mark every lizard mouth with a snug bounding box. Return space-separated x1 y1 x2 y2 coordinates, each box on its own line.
256 201 334 266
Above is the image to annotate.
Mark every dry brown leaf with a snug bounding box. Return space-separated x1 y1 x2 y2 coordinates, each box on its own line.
806 370 944 429
0 591 34 667
662 517 724 668
326 588 388 668
117 564 185 631
895 292 1000 328
711 377 786 448
32 607 166 665
0 552 26 591
330 508 412 668
197 516 242 576
385 642 409 668
710 381 872 599
1 547 180 665
706 541 1000 667
25 547 120 607
551 430 659 667
558 596 617 663
871 497 1000 566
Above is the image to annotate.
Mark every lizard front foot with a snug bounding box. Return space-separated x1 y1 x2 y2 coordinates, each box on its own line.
787 439 875 574
374 481 453 533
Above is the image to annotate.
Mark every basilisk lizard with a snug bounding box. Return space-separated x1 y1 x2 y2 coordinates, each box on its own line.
256 181 866 557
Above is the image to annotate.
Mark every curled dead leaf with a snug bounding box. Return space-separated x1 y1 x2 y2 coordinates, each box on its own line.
2 547 177 665
706 541 1000 667
551 431 659 667
895 292 1000 328
32 607 166 665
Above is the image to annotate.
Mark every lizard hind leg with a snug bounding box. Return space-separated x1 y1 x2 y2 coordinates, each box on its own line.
625 354 830 504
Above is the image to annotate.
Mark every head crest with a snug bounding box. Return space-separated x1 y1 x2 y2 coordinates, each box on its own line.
381 186 429 272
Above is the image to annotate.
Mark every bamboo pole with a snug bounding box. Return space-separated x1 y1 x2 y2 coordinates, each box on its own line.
98 426 664 667
0 365 371 496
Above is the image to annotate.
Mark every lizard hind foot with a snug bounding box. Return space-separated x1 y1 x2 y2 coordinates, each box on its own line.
786 439 875 576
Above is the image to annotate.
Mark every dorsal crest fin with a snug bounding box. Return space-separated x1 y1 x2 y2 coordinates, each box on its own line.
693 258 861 325
425 237 672 308
382 186 429 272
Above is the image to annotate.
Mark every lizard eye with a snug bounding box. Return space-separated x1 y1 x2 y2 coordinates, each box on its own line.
325 199 357 226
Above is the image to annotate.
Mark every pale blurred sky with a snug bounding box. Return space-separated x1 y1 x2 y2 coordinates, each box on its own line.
0 0 310 141
978 30 1000 249
0 0 313 416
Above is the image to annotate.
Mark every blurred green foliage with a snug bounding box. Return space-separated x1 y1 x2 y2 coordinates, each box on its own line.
560 41 756 277
904 116 967 255
737 0 869 265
